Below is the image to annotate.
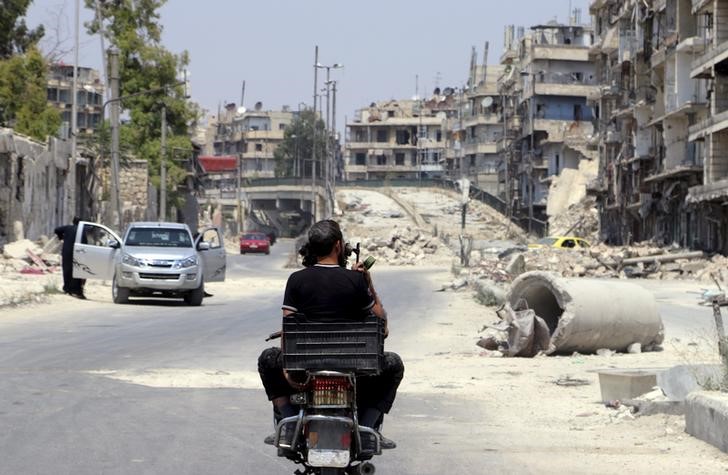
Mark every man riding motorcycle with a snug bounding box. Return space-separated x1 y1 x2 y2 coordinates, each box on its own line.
258 219 404 449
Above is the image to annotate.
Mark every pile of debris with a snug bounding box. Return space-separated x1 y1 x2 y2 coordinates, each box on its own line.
357 226 441 267
460 241 727 285
1 237 61 275
547 196 600 242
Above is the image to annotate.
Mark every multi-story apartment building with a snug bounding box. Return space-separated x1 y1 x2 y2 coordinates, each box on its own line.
46 64 105 135
453 60 506 194
590 0 711 248
688 0 728 253
213 102 295 178
499 20 598 225
344 99 453 181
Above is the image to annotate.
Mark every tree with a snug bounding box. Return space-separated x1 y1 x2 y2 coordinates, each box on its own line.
85 0 199 212
0 46 61 140
0 0 45 59
274 108 327 178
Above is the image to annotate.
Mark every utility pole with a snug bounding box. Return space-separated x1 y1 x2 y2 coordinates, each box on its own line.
236 153 242 233
311 46 319 223
109 49 122 230
160 104 167 221
529 72 535 234
502 93 510 217
331 80 338 191
68 0 80 221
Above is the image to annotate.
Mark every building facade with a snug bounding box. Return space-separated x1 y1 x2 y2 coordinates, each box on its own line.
212 103 295 178
345 99 453 181
498 20 598 226
46 64 105 136
590 0 714 249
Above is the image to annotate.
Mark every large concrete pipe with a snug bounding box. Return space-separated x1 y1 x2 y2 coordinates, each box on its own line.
507 272 664 354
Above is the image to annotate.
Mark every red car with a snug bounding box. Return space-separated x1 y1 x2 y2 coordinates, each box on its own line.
240 232 270 255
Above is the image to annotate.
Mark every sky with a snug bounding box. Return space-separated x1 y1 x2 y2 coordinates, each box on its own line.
26 0 592 130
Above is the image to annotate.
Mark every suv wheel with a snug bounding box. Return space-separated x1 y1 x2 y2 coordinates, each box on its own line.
185 281 204 306
112 275 130 304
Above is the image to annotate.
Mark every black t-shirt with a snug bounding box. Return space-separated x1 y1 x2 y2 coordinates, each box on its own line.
282 264 375 321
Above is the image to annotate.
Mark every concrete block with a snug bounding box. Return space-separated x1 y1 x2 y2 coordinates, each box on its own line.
656 364 724 401
686 391 728 453
598 369 657 402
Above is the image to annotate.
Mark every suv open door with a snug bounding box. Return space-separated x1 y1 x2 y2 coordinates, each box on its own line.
72 221 122 281
196 227 226 283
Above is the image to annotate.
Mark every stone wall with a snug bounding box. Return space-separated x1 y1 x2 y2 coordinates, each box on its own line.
0 128 78 246
119 160 149 223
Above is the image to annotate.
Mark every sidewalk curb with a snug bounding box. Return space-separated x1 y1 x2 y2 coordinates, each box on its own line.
686 390 728 453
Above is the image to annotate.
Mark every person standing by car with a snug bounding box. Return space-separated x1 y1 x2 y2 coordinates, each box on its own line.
54 216 86 299
258 219 404 448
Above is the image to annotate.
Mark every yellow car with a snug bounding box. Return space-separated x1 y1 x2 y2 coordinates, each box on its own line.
528 236 591 250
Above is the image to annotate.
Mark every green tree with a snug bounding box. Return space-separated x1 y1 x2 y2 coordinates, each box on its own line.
0 47 61 140
274 108 327 178
86 0 198 212
0 0 45 59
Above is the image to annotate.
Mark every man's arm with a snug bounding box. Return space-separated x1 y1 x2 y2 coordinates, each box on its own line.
354 263 388 336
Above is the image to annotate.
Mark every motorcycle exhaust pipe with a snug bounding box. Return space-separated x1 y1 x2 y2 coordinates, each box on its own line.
359 462 376 475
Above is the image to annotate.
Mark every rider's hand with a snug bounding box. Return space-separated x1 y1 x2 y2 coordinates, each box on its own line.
353 262 373 286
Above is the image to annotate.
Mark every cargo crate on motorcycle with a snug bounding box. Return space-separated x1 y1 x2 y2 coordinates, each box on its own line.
282 314 385 374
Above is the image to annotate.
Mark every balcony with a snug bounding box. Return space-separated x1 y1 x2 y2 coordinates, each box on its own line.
530 44 590 62
462 114 501 128
643 163 703 183
691 39 728 79
462 142 499 155
687 178 728 204
523 73 600 100
689 109 728 141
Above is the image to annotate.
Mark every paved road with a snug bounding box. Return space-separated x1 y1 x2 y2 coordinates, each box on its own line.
0 240 503 475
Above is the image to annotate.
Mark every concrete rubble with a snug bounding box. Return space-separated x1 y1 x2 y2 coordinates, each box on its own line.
0 236 64 307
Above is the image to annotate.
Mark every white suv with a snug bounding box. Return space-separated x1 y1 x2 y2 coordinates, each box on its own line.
72 221 226 305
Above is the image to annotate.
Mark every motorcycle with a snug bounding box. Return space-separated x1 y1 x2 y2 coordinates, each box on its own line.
266 314 386 475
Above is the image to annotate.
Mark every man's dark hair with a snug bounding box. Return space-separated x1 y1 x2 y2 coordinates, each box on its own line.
299 220 343 266
72 216 80 225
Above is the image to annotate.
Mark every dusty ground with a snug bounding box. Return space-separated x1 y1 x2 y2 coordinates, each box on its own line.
399 269 728 474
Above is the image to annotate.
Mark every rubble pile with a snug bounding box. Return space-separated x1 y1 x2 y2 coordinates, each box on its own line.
0 236 62 307
547 196 600 242
358 226 440 267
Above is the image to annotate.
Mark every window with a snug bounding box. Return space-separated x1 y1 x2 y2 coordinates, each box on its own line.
395 153 405 166
436 130 442 142
126 228 193 248
395 130 410 145
355 153 366 165
279 123 286 130
376 155 387 166
255 143 263 152
573 104 583 121
561 239 576 249
387 110 395 118
411 154 417 166
555 154 560 172
201 229 221 248
376 130 388 143
83 225 115 247
469 156 476 167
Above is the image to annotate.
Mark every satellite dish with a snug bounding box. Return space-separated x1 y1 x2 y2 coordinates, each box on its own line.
237 106 247 114
482 97 494 108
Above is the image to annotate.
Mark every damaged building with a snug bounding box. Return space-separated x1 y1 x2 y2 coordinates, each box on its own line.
589 0 715 249
497 17 598 232
344 98 452 181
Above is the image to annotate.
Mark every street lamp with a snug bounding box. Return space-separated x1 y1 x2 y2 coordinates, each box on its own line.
315 62 343 218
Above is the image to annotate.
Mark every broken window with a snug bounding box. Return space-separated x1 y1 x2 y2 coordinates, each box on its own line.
376 130 388 142
376 155 387 166
411 153 417 166
255 143 263 152
355 153 366 165
436 130 442 142
395 130 410 145
573 104 583 121
395 153 405 166
387 110 395 118
279 123 286 130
